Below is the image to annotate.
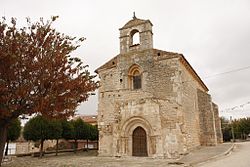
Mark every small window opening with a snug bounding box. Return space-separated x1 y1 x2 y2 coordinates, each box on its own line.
120 79 123 83
157 52 161 56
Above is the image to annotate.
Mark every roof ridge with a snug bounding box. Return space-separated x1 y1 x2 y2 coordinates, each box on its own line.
120 18 152 30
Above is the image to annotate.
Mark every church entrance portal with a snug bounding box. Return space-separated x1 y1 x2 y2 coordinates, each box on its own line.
132 126 148 156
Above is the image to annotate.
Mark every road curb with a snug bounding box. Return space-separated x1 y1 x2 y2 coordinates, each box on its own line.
186 143 235 167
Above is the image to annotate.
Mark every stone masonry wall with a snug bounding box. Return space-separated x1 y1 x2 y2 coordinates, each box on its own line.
197 89 217 146
97 48 212 158
97 50 223 158
98 49 186 157
178 62 202 150
212 103 223 143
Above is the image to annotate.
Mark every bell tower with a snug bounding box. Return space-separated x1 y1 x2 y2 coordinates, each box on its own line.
119 14 153 54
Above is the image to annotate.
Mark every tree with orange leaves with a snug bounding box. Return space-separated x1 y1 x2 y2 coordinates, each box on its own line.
0 16 98 164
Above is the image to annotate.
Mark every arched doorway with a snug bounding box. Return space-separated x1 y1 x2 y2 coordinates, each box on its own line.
132 126 148 156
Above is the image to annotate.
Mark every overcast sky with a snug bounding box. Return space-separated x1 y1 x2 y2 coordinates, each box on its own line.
2 0 250 119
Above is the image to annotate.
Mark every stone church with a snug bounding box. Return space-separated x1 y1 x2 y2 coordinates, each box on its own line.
95 15 223 158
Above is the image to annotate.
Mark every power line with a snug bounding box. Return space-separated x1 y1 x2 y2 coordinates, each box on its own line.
220 101 250 112
204 65 250 79
181 65 250 84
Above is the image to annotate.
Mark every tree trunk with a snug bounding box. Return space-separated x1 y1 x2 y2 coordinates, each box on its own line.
56 139 59 156
86 139 89 151
4 140 9 156
40 139 44 158
0 124 8 166
74 140 77 153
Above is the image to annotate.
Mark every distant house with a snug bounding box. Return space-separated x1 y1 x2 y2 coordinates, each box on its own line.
247 134 250 140
5 128 40 155
77 115 98 126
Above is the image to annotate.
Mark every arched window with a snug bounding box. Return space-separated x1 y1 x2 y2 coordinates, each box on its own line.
128 65 142 90
130 29 140 46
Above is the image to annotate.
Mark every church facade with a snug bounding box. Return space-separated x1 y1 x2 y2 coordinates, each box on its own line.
95 16 223 158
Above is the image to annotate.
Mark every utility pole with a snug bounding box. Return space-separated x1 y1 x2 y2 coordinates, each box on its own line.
230 116 235 142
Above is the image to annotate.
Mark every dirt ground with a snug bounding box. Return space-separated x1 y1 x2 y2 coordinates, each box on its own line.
2 150 182 167
2 143 235 167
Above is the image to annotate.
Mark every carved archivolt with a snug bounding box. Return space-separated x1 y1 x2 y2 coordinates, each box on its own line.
121 116 153 137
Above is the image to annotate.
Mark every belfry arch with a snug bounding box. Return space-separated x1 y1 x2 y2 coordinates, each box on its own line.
130 29 140 46
119 14 153 54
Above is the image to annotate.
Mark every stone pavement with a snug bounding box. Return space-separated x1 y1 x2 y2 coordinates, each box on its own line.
2 143 234 167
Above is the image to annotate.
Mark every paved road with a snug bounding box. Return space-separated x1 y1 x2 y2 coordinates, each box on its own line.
198 142 250 167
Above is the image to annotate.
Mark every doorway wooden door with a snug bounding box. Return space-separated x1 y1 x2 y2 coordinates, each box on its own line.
132 126 148 156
